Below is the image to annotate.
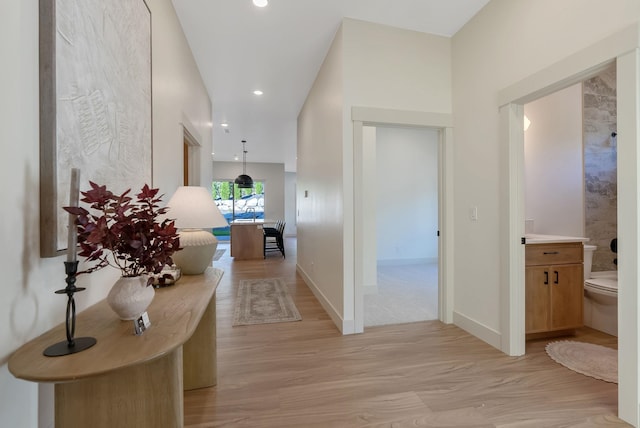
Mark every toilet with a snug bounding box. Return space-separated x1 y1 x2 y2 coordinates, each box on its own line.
583 244 618 336
583 244 596 280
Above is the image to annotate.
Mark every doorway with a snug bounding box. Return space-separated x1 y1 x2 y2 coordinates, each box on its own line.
363 125 440 327
352 107 454 334
523 68 618 337
500 30 639 424
182 126 200 185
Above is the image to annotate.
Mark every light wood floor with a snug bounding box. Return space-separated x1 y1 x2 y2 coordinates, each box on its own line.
185 239 628 427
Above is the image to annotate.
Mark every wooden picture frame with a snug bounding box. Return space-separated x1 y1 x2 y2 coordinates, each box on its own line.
39 0 152 257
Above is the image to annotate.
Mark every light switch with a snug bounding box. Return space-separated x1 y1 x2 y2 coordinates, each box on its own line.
470 206 478 221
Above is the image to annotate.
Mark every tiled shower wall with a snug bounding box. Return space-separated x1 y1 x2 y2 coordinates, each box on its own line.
583 64 617 272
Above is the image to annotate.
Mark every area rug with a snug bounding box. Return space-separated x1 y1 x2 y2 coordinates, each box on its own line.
545 341 618 383
213 249 226 260
232 278 302 326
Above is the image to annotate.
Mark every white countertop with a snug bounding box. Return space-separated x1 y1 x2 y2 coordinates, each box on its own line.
230 219 278 225
525 233 589 244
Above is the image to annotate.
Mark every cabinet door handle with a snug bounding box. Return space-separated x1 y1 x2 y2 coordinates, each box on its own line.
554 270 559 284
543 251 559 255
544 271 549 285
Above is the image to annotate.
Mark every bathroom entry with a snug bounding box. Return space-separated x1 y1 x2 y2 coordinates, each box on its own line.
524 64 618 337
362 125 440 327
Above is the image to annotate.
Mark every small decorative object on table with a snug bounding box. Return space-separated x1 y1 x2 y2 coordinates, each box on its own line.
44 168 97 357
134 312 151 336
64 181 181 321
151 264 182 288
43 260 98 356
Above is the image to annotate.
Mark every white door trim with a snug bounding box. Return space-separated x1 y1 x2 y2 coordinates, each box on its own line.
499 103 526 356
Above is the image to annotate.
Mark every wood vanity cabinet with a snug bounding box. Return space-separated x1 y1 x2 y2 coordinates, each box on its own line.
525 242 584 338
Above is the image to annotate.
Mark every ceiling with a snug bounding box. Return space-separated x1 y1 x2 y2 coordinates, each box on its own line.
171 0 490 172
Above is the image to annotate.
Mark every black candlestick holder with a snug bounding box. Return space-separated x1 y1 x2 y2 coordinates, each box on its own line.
43 261 97 357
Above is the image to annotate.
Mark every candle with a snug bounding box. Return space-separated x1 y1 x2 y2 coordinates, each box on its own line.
66 168 80 262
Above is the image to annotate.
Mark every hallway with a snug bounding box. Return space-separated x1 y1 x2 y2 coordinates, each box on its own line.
184 238 625 427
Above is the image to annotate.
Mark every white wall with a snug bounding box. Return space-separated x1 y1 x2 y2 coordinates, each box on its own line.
151 0 213 193
1 2 43 427
298 19 452 333
376 126 439 263
342 19 452 112
211 161 285 223
524 83 584 237
0 0 211 426
284 172 297 236
297 24 346 325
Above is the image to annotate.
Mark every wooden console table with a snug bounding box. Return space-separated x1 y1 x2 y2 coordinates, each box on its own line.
8 267 223 428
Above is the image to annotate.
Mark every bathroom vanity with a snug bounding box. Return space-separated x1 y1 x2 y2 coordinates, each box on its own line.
525 235 587 339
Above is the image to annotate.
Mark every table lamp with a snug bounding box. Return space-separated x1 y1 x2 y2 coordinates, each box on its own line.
166 186 228 274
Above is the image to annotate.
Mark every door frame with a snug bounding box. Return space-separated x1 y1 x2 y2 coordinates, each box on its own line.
180 115 202 186
352 107 454 333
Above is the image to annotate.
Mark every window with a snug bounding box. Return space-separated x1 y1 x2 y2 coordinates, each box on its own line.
211 181 265 240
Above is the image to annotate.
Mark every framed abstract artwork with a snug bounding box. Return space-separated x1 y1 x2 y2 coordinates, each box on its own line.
39 0 152 257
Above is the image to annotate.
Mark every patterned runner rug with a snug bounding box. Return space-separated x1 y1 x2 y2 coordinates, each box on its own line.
546 341 617 383
233 278 302 326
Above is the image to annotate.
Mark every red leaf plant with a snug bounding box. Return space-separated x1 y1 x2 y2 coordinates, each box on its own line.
64 182 181 283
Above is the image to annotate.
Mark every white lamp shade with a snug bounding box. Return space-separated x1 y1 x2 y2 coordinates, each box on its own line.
166 186 228 229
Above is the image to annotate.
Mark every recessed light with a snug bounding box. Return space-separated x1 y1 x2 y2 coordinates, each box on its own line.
221 123 228 127
234 155 239 161
253 90 263 96
253 0 268 7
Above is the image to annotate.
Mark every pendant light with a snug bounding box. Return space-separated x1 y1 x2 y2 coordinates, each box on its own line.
234 140 253 188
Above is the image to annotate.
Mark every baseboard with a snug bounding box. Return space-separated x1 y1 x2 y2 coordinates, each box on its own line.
377 257 437 266
296 264 354 334
453 311 502 351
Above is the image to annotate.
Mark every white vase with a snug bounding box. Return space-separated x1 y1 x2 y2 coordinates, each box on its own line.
107 275 155 320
